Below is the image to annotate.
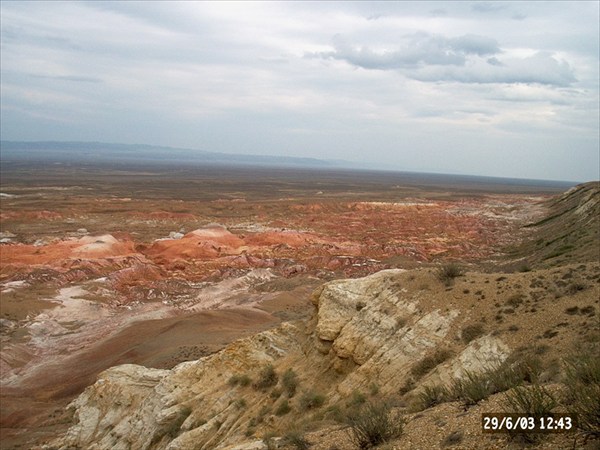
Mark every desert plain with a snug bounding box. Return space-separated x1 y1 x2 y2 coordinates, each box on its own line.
0 161 598 449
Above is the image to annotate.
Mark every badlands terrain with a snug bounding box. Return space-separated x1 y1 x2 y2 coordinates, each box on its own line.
0 162 598 449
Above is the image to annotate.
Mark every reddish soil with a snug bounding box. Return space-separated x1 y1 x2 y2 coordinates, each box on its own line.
0 163 566 449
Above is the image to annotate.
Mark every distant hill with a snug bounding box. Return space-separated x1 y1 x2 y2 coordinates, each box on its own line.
0 140 347 169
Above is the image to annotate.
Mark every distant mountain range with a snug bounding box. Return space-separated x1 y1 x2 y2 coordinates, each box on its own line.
0 140 357 169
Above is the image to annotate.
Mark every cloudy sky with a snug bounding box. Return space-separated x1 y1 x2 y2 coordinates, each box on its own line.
1 1 598 182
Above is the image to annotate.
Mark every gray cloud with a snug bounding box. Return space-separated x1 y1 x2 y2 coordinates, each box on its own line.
315 32 575 87
314 32 499 69
412 52 576 87
471 2 507 13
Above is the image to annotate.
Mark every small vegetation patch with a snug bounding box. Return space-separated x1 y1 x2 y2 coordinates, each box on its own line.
563 354 600 436
565 281 587 295
228 373 251 387
410 348 453 380
440 430 463 448
416 356 543 410
345 401 404 449
253 364 278 390
436 263 464 286
275 399 292 416
282 430 311 450
282 368 299 398
505 294 524 308
503 384 557 443
347 390 367 408
461 323 485 344
299 390 326 410
416 384 449 410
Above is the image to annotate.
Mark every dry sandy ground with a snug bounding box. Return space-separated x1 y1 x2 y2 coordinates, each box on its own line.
0 165 575 449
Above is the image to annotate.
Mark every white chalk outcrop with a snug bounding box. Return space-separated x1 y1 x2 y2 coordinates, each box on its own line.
51 269 511 450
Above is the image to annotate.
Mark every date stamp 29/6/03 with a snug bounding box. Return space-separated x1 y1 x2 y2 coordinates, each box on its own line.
482 414 577 433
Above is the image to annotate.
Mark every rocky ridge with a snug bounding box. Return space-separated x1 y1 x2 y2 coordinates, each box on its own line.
49 264 595 450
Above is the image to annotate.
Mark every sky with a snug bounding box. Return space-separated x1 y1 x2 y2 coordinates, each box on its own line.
1 1 598 182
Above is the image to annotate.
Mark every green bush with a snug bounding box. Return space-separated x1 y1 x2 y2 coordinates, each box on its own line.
503 384 557 443
415 358 537 411
282 368 299 398
563 354 600 436
299 390 326 410
347 390 367 408
503 384 557 417
450 362 526 406
228 374 251 387
345 401 404 449
275 399 292 416
253 364 278 390
416 384 449 410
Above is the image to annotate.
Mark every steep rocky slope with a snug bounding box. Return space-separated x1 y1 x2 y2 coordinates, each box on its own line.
48 260 599 449
509 181 599 269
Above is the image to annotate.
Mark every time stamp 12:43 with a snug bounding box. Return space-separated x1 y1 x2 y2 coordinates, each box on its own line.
482 414 577 433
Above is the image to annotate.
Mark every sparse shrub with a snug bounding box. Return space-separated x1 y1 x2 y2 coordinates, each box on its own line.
563 354 600 436
263 432 278 450
253 364 278 390
461 323 484 344
283 430 311 450
255 405 271 424
436 263 464 286
159 405 191 440
324 405 345 422
505 294 524 308
504 384 557 417
451 361 527 407
565 306 580 315
345 401 404 449
440 430 463 447
581 305 596 316
566 281 587 295
282 368 299 398
399 378 415 396
450 370 494 406
275 399 292 416
410 348 453 380
503 384 557 443
228 373 251 387
416 384 450 410
299 390 326 410
368 383 380 396
270 387 282 399
347 390 367 408
518 264 532 273
234 398 247 409
542 329 558 339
